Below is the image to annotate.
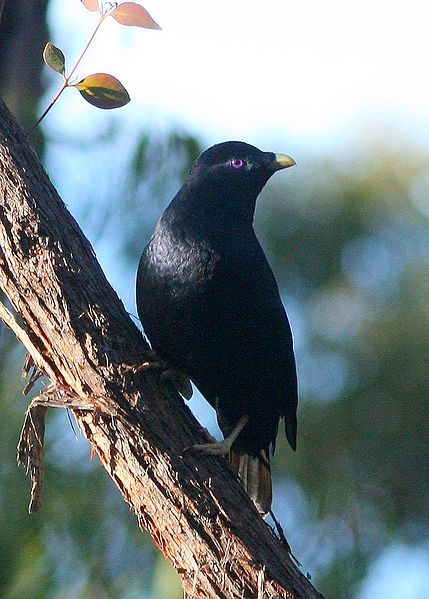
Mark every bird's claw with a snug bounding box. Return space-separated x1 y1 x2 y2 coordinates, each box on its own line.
183 439 231 456
122 350 167 373
122 357 193 400
121 360 164 374
161 368 193 400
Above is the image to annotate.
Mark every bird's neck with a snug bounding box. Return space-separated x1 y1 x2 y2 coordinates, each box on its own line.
170 181 258 228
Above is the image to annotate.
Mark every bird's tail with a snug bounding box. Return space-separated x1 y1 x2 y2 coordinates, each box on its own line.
229 449 272 516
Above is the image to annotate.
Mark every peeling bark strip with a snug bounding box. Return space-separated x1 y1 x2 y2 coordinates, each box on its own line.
0 100 323 599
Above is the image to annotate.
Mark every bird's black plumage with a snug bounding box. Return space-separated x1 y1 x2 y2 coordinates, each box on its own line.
136 141 298 514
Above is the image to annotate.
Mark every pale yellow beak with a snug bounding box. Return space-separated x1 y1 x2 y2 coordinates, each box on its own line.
274 153 297 169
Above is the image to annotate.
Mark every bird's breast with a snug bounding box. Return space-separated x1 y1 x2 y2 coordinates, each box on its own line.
143 229 220 303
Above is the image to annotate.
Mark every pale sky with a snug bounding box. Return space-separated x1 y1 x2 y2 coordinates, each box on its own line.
50 0 429 151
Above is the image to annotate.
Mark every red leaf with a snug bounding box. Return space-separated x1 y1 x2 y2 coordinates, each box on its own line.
81 0 100 12
111 2 161 29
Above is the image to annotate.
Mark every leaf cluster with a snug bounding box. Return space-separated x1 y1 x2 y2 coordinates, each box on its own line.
34 0 160 132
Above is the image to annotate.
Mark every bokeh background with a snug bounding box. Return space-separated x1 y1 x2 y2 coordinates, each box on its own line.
1 1 428 597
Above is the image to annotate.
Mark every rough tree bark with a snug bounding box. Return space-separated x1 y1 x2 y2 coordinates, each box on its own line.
0 100 323 598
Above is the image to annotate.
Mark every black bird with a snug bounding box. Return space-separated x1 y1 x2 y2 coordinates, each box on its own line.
136 141 298 515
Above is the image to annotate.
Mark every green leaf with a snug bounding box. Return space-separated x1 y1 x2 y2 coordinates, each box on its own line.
43 42 66 75
81 0 99 12
74 73 131 109
111 2 161 29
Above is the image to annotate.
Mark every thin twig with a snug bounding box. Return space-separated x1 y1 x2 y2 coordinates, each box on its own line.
26 11 108 136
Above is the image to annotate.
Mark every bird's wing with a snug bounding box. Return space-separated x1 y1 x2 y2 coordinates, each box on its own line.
189 243 298 447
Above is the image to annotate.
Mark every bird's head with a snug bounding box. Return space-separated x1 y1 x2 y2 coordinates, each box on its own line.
187 141 296 201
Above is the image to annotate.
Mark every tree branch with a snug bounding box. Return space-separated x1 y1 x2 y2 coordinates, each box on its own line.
0 99 323 599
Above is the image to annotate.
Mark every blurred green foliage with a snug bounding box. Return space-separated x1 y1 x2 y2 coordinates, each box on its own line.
259 132 429 595
1 125 428 599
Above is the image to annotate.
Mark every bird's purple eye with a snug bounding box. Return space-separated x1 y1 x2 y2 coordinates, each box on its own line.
231 158 245 169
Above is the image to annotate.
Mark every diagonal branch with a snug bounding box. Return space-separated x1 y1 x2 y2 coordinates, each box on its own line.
0 98 323 599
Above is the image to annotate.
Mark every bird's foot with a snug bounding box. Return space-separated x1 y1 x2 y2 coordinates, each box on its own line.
122 355 193 400
161 368 193 400
184 438 232 456
183 414 249 456
122 350 166 373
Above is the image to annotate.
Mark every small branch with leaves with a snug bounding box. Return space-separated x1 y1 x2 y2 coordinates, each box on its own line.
29 0 160 134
